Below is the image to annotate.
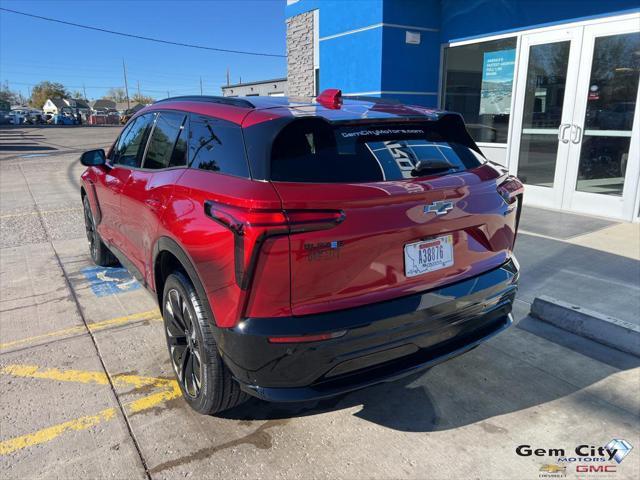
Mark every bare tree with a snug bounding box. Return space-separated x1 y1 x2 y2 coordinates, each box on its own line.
103 87 127 102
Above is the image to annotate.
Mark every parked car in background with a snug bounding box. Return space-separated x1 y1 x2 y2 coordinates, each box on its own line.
79 92 523 415
9 107 45 125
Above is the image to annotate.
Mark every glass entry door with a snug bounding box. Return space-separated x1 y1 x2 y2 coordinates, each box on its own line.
510 28 584 209
510 17 640 220
562 19 640 219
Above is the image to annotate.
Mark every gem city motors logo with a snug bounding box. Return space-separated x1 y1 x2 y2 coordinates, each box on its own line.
516 439 633 477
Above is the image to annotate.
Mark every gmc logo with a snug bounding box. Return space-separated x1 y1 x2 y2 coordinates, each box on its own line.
576 465 617 473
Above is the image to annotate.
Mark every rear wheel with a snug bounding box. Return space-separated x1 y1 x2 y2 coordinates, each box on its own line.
83 195 116 266
162 272 248 414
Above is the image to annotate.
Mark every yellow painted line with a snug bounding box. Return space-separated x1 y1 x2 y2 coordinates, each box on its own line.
0 364 181 455
0 364 173 389
127 381 181 413
0 309 161 350
0 207 82 219
0 407 117 455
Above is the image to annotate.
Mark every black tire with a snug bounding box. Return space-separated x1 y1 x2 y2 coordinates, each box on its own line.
83 195 117 266
162 271 249 414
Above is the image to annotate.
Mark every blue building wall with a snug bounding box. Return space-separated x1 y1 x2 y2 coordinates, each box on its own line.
286 0 639 106
440 0 640 42
321 27 384 93
380 0 441 106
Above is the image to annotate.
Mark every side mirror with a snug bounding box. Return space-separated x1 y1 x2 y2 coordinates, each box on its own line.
80 149 106 167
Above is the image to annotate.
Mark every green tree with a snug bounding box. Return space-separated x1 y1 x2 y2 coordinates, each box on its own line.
104 87 127 103
30 81 68 109
131 93 154 104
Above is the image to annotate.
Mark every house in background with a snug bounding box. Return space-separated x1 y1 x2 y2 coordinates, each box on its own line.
42 98 68 115
221 78 288 97
115 101 145 115
43 97 91 118
90 99 116 113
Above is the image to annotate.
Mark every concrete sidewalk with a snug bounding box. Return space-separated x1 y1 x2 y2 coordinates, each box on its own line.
515 206 640 327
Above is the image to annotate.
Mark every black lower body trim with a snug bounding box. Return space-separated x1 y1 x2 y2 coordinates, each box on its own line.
217 258 519 402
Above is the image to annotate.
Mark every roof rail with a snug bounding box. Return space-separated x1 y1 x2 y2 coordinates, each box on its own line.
153 95 255 109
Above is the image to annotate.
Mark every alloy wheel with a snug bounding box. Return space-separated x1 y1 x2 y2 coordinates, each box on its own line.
83 201 97 259
165 288 202 398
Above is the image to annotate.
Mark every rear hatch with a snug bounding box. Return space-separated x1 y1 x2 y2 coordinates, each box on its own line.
267 115 521 316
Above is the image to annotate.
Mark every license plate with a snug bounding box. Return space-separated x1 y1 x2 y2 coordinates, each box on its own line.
404 235 454 278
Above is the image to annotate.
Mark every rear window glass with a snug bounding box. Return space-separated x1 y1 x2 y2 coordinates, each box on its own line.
270 119 484 183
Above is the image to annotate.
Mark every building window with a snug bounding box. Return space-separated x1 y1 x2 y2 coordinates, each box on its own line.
442 37 517 144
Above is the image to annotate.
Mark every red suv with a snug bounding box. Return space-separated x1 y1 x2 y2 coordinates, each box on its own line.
80 91 522 414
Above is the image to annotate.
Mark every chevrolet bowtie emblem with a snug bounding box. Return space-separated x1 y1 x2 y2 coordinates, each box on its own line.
424 200 454 216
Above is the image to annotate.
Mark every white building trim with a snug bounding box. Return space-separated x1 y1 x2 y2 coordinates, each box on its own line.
320 23 438 42
343 90 438 96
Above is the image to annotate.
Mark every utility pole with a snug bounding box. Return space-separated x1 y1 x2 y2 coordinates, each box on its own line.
167 91 170 98
226 67 230 86
122 58 131 109
137 80 141 99
82 84 87 100
199 77 203 95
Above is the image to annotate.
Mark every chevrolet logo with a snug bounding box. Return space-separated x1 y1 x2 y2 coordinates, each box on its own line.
539 464 566 474
424 200 454 216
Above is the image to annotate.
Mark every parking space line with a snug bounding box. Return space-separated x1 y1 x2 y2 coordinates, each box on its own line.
0 364 181 455
0 207 82 219
0 364 173 389
0 309 161 351
0 407 118 455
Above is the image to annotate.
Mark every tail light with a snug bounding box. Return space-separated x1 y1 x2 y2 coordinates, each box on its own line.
497 176 524 246
204 200 344 290
497 176 524 204
268 330 347 344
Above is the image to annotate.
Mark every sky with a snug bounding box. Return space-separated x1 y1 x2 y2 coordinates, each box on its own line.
0 0 287 102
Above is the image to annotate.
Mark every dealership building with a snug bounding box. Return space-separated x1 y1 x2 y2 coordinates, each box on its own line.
285 0 640 221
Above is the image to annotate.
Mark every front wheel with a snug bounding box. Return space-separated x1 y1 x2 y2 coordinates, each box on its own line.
83 195 116 266
162 272 248 414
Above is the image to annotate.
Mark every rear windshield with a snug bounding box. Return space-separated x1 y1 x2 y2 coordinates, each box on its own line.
270 118 484 183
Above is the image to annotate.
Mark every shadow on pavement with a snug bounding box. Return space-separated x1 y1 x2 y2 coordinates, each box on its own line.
219 320 639 432
0 145 57 151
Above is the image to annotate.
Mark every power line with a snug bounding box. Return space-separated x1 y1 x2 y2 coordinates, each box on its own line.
3 80 200 95
0 7 286 58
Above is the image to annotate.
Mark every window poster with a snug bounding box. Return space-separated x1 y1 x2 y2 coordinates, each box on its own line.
479 48 516 115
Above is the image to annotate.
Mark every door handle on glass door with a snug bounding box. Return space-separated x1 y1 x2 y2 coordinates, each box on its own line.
570 125 582 144
558 124 570 143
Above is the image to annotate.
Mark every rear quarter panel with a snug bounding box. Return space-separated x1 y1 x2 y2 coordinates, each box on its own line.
158 169 289 328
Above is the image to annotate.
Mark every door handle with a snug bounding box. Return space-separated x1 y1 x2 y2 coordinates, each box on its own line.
570 125 582 144
558 124 570 143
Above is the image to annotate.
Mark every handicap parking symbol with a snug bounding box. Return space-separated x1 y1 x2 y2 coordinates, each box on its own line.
81 266 141 297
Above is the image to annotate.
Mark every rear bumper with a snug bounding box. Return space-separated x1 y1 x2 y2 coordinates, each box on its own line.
217 258 519 402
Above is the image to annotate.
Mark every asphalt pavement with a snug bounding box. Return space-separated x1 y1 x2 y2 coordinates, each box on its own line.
1 125 638 480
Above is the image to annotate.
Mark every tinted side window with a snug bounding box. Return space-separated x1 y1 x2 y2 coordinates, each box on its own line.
169 120 188 168
143 112 186 169
189 115 249 177
111 120 136 161
113 113 153 168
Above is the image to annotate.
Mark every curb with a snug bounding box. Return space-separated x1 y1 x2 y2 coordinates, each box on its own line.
530 295 640 357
